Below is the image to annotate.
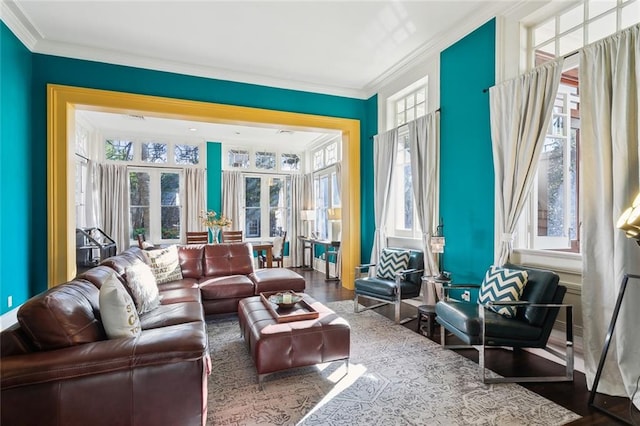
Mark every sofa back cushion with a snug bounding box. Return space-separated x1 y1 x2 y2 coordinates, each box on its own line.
203 243 254 277
17 280 106 350
178 244 205 278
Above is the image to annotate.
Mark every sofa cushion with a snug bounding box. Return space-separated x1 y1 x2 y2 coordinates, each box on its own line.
124 262 161 314
144 245 184 284
17 281 105 350
139 301 204 330
250 268 306 294
99 274 142 339
178 244 205 279
376 248 410 280
479 265 528 318
199 275 255 300
203 243 254 277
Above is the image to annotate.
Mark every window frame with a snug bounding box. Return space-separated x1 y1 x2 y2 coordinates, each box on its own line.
242 174 290 240
128 167 184 246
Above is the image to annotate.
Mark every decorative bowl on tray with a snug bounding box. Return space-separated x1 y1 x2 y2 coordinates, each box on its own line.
268 291 303 309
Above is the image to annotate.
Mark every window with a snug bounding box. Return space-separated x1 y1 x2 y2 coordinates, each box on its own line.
106 139 134 161
527 74 580 252
532 0 639 66
394 86 427 127
142 142 167 163
312 139 340 171
174 144 199 165
388 130 421 238
520 1 638 255
281 153 301 171
313 166 340 240
129 169 182 243
255 151 276 170
244 175 289 238
229 149 250 168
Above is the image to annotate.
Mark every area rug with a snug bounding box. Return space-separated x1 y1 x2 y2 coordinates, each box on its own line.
206 301 580 425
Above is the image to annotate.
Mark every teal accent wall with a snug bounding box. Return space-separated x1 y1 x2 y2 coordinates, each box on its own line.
361 94 378 263
206 142 222 213
0 44 372 298
1 22 33 315
440 19 496 284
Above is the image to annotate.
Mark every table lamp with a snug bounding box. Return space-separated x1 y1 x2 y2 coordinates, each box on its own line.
327 208 341 241
301 210 316 238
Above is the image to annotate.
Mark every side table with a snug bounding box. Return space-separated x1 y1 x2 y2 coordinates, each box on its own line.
417 304 437 337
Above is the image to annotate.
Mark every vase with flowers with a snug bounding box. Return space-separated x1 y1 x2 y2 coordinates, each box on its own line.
199 210 232 243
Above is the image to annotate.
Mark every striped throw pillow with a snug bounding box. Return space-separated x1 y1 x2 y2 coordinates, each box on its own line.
479 265 528 318
376 249 410 280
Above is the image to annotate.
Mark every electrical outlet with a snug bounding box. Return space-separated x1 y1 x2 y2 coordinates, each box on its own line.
462 291 470 302
7 296 13 308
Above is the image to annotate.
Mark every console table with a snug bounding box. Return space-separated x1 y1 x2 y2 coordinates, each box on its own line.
298 236 340 281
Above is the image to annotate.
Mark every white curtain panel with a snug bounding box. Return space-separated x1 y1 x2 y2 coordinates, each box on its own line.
490 59 564 265
85 160 101 228
580 24 640 408
409 113 440 277
98 164 130 253
290 174 306 267
185 168 207 232
370 129 398 264
221 170 242 230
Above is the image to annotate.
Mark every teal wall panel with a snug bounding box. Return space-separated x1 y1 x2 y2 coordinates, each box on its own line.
206 142 222 214
440 19 496 283
361 94 378 263
0 22 33 314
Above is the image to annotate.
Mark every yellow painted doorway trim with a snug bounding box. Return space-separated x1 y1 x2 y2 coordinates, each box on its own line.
47 84 360 290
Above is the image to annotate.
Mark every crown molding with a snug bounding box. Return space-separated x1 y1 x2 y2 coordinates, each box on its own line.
0 0 38 50
363 1 531 99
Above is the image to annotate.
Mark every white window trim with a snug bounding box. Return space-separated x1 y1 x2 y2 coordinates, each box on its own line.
128 167 184 245
242 174 289 240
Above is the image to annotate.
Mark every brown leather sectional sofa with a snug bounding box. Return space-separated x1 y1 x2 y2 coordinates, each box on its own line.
0 242 306 426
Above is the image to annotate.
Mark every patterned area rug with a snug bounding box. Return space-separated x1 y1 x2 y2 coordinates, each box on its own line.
207 301 580 425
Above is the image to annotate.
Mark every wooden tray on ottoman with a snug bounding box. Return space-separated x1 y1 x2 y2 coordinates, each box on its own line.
259 292 319 323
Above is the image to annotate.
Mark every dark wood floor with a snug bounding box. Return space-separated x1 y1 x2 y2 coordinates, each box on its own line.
295 268 636 425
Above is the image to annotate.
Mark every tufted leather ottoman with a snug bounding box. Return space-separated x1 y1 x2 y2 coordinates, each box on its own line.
238 295 350 388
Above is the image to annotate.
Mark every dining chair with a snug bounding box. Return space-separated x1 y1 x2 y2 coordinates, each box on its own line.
259 231 287 268
221 230 243 243
186 231 209 244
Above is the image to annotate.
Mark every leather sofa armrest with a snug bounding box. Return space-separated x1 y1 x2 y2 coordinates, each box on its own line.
1 322 208 390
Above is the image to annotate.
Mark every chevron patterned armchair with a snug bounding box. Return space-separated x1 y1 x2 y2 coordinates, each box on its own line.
436 263 574 384
354 248 424 324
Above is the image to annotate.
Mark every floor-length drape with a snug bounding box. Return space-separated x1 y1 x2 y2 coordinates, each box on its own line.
222 170 242 229
490 59 564 265
290 174 306 266
580 24 640 409
370 129 398 264
408 113 439 277
185 168 206 232
98 164 130 253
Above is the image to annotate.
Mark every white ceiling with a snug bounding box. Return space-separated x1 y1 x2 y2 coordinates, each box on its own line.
2 0 519 146
4 0 517 98
76 109 336 151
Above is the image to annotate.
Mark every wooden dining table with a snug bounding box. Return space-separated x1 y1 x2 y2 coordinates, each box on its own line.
251 241 274 268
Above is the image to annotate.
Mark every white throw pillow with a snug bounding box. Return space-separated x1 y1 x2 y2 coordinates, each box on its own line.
99 274 142 339
143 245 183 284
125 261 161 314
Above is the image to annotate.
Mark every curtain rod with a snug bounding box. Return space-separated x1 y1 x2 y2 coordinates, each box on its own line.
75 152 89 162
369 108 441 140
482 50 580 93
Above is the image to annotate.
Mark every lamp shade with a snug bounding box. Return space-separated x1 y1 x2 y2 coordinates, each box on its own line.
301 210 316 221
617 192 640 240
430 236 445 253
327 208 342 221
